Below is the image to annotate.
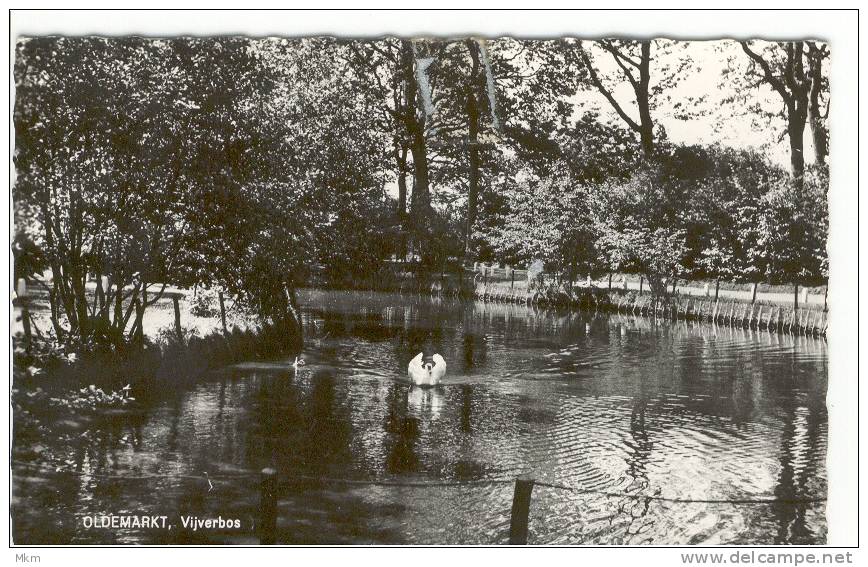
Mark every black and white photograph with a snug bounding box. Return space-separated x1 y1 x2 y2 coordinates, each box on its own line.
5 8 860 554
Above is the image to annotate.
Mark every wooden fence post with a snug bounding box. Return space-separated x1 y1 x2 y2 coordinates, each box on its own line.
218 291 228 334
639 277 643 295
173 295 183 341
794 284 799 312
714 279 720 302
259 468 277 545
509 474 535 545
608 274 613 290
751 282 758 304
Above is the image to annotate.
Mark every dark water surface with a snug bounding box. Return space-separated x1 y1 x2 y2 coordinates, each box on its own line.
12 290 828 545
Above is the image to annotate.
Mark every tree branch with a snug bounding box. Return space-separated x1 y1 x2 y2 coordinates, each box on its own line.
740 41 791 103
578 43 641 133
599 42 640 91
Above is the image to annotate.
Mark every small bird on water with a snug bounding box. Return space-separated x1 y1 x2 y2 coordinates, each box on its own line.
408 345 446 387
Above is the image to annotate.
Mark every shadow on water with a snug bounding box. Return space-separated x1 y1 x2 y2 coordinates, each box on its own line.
12 290 828 545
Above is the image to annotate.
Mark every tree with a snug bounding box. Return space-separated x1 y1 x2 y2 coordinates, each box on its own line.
684 146 786 283
753 166 828 286
575 39 697 159
342 38 412 223
806 43 830 167
480 173 603 282
590 164 690 296
734 40 829 182
14 36 392 348
579 40 653 157
14 37 198 345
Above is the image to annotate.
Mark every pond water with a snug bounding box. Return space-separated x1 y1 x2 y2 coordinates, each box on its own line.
11 289 828 545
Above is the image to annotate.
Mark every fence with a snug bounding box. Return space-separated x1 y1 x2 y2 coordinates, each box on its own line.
257 468 536 545
456 269 828 338
256 468 825 545
10 459 826 545
471 262 529 283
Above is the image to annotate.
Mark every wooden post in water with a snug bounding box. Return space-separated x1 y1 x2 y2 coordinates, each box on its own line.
509 475 535 545
218 291 228 334
639 277 643 295
259 468 277 545
608 273 613 290
793 284 799 312
173 295 183 341
714 279 720 302
751 282 758 304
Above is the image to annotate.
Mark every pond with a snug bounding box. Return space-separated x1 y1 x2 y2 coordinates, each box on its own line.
11 289 828 545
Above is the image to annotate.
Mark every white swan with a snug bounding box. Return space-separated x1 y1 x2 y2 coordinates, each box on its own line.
407 352 446 387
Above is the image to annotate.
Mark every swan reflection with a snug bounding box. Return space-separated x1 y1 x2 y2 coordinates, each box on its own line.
407 385 445 419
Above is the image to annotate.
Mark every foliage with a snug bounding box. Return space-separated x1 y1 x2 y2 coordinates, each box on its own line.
590 164 689 294
753 166 829 285
480 174 603 280
13 35 830 353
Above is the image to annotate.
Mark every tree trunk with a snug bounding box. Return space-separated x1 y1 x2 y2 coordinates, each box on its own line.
464 40 482 258
396 144 408 221
807 51 828 166
637 42 654 158
788 106 807 184
395 144 409 259
409 126 430 218
787 42 810 186
402 40 432 257
283 284 304 352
